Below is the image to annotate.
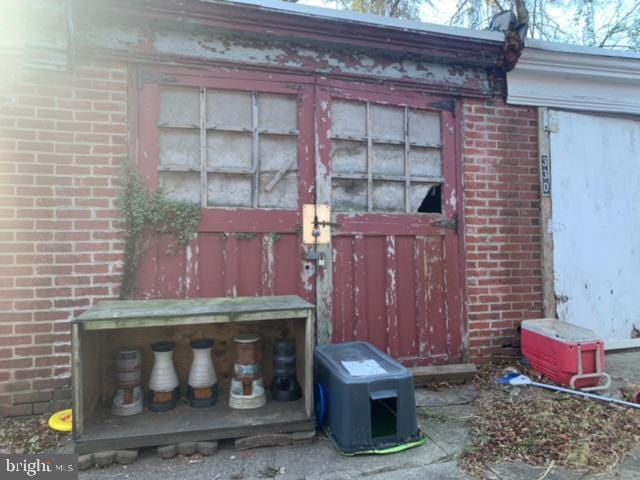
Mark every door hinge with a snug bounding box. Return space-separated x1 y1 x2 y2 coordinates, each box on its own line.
430 217 458 230
543 110 560 133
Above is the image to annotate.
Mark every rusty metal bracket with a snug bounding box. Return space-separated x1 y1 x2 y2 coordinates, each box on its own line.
430 217 458 230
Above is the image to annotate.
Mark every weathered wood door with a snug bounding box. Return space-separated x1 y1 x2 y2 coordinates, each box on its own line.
135 70 463 365
315 84 463 366
136 69 317 303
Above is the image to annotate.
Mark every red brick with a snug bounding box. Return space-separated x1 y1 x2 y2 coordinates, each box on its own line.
0 336 32 347
14 368 51 380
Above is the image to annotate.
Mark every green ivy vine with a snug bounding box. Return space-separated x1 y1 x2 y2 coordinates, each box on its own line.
117 164 202 300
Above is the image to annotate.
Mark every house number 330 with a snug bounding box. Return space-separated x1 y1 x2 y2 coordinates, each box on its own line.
541 155 551 196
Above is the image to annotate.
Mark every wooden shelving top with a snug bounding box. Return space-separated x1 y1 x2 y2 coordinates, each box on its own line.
74 295 315 330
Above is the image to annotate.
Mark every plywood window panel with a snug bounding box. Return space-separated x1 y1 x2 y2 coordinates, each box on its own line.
330 100 443 213
331 140 367 175
159 171 201 204
157 86 299 210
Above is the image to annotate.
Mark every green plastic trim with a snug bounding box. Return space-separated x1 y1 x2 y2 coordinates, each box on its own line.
323 427 427 456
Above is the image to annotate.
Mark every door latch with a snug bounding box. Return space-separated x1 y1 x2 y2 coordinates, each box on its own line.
303 204 334 245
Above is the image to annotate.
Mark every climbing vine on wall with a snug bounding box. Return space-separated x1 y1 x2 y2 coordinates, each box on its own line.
117 164 202 300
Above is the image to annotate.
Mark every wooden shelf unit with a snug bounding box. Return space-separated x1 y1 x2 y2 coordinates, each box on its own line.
72 295 315 454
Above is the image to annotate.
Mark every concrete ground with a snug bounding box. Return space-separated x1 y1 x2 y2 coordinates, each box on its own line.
79 351 640 480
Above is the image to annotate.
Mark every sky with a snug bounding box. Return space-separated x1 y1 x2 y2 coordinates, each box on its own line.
298 0 459 25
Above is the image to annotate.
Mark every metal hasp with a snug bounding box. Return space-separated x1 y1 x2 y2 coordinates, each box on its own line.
302 204 333 245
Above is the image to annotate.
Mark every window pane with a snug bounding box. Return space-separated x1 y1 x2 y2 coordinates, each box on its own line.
159 87 199 126
409 147 442 177
207 90 252 130
207 131 252 170
371 104 404 142
259 94 297 132
159 172 200 204
373 143 404 176
409 110 440 145
373 181 404 212
159 129 199 169
411 183 441 213
207 173 252 208
259 172 298 209
260 134 297 172
332 140 366 175
332 100 366 138
332 179 367 212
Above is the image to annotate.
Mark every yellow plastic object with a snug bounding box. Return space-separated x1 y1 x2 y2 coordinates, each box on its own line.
48 409 73 432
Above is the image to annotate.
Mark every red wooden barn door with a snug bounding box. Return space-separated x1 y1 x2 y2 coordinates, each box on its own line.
136 69 316 303
316 84 463 366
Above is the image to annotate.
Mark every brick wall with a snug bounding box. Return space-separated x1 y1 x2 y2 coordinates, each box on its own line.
0 59 127 415
462 98 544 362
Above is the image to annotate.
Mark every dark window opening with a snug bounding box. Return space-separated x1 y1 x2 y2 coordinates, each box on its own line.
370 396 397 439
417 184 442 213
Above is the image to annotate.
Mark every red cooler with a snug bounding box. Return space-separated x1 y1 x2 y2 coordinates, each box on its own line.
521 319 610 391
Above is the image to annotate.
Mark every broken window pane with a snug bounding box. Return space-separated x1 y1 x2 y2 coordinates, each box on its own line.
373 181 404 212
371 104 404 142
332 140 367 175
207 173 252 208
159 129 200 169
259 172 298 209
207 131 252 170
409 110 441 145
159 172 200 204
372 143 404 176
332 100 366 139
159 87 199 126
207 90 252 130
409 147 442 177
411 183 442 213
332 179 367 212
259 94 297 132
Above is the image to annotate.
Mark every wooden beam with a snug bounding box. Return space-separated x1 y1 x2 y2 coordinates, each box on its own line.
538 107 556 318
411 363 477 386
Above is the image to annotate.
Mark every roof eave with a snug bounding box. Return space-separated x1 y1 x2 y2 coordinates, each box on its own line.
72 0 505 68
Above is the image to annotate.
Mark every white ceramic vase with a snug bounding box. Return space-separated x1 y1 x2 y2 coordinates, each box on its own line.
188 339 217 388
149 341 179 393
188 338 218 408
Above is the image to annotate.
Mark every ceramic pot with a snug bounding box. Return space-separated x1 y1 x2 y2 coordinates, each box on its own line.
148 341 179 412
188 338 218 408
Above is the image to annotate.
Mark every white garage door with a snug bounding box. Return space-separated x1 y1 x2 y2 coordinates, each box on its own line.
551 110 640 348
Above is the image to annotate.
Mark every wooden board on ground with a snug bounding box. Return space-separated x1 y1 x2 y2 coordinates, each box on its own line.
411 363 477 386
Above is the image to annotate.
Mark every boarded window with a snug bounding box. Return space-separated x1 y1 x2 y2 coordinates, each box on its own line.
157 87 299 209
330 100 443 213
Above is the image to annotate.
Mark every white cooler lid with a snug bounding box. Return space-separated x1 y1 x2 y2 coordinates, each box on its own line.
521 319 602 342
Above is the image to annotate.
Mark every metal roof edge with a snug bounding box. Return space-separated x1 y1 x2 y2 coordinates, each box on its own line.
206 0 505 44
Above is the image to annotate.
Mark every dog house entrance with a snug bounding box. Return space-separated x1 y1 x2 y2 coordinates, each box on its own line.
370 394 398 439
